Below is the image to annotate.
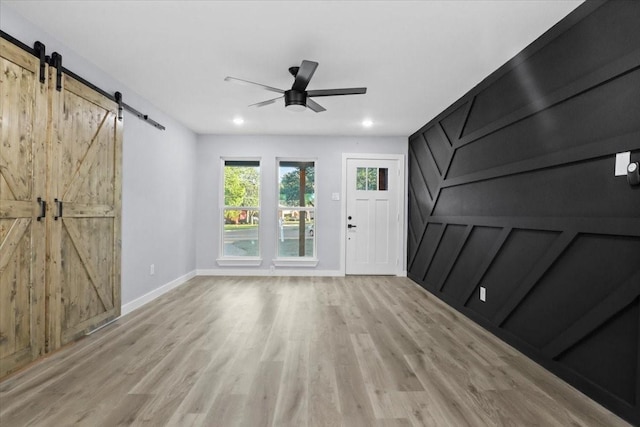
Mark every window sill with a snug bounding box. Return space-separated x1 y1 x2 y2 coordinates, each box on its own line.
216 257 263 267
272 258 319 268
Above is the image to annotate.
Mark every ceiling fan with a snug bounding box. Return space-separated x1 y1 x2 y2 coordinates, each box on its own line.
224 60 366 113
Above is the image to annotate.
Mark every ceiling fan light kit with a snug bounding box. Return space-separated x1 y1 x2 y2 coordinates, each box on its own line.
284 89 307 112
225 60 367 113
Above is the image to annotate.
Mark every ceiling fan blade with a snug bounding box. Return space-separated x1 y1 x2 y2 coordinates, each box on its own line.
307 88 367 97
291 60 319 91
224 76 284 94
249 96 283 107
306 98 326 113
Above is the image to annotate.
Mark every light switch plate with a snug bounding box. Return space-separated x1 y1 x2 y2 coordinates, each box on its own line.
332 192 340 201
615 152 630 176
479 286 486 302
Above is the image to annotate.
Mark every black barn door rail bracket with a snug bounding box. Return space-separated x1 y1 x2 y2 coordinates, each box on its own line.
49 52 62 91
34 41 46 83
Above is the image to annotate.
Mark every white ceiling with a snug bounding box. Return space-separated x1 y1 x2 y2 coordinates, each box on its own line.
3 0 582 136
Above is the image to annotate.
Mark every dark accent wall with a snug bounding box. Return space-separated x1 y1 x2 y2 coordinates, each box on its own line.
407 1 640 424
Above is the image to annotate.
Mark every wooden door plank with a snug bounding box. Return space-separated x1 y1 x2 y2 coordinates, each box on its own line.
62 219 113 311
60 111 111 202
0 218 30 274
62 203 115 218
0 201 33 219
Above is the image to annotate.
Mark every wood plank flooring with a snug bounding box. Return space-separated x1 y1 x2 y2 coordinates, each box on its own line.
0 276 630 426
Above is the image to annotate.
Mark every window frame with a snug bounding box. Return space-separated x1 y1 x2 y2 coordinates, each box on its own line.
273 158 318 267
217 157 262 266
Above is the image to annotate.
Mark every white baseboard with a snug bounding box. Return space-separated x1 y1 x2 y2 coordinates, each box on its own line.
121 270 197 316
196 268 344 277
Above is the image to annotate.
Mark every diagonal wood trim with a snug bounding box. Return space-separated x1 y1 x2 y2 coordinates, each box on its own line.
435 121 453 150
542 269 640 359
408 180 426 225
0 153 26 202
0 218 31 274
63 219 114 311
408 144 433 201
419 223 447 283
462 227 512 305
407 217 438 273
443 130 640 189
455 50 640 149
457 97 475 141
437 224 473 292
61 111 112 201
493 230 577 327
412 133 440 192
423 127 444 176
427 215 640 238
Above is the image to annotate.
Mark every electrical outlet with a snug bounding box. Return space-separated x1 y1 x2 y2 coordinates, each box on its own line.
150 264 155 275
479 286 486 302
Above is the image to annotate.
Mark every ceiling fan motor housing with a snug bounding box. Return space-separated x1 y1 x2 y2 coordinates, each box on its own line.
284 89 307 109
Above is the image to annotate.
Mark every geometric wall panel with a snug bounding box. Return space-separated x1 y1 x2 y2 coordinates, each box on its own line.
408 2 640 423
465 229 558 320
423 126 450 175
434 155 640 219
557 298 639 405
423 224 467 288
503 234 640 349
449 68 640 179
409 222 443 281
441 226 501 301
461 0 640 139
440 102 469 143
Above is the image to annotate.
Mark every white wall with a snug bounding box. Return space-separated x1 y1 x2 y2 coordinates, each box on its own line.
1 5 198 306
196 134 407 275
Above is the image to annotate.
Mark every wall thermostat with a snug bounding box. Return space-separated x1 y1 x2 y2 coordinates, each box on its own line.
628 162 640 186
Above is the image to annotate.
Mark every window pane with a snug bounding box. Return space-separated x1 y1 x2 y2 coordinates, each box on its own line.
378 168 388 191
224 162 260 207
367 167 378 191
356 167 367 190
223 209 259 256
279 161 315 207
223 160 260 258
278 209 314 257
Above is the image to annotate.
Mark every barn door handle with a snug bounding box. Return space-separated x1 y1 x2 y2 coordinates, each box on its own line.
37 197 46 221
54 199 63 220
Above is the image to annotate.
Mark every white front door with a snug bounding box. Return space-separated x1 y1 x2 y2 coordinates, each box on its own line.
345 157 401 275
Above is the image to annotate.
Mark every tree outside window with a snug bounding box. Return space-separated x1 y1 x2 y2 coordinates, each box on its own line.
278 161 315 258
223 160 260 257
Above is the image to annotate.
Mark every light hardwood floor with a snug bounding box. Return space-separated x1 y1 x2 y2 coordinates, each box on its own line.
0 276 630 426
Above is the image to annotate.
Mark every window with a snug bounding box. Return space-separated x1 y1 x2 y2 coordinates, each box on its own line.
277 160 315 258
356 167 388 191
222 160 260 258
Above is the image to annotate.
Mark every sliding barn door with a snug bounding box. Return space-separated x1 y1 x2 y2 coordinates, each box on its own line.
47 71 122 348
0 39 47 376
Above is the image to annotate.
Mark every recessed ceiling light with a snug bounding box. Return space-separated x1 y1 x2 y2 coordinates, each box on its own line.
233 117 244 125
362 119 373 128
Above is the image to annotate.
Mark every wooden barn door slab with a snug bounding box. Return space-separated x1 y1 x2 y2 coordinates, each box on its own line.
0 39 47 376
48 71 122 348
